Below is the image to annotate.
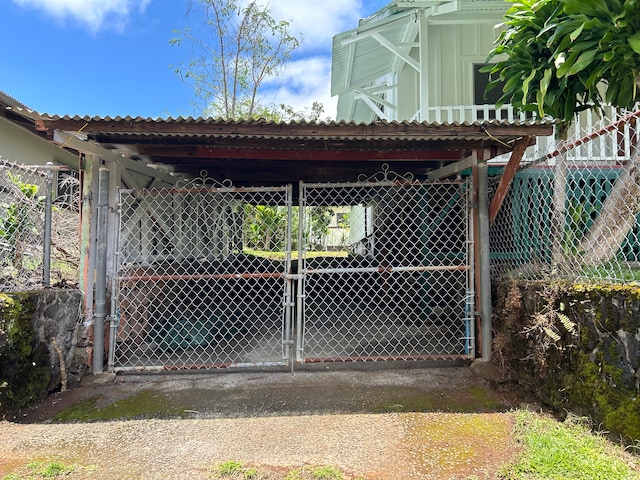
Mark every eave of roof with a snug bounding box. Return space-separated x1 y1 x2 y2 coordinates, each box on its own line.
34 115 554 142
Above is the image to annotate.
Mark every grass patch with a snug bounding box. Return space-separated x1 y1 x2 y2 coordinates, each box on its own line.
243 249 349 261
51 390 187 422
2 460 94 479
500 410 640 479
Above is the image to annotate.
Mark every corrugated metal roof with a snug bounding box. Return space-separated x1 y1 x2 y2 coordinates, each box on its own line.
34 114 555 140
0 90 36 113
35 112 554 126
1 95 555 186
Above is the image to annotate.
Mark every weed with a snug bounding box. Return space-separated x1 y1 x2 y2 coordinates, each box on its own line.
243 467 258 479
283 469 304 480
217 460 244 475
311 466 343 479
209 463 350 480
500 410 639 479
2 460 85 479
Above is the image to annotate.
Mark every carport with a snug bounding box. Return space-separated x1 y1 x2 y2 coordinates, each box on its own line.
32 116 553 371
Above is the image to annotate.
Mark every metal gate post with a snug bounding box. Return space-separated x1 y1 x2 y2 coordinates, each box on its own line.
295 181 305 364
477 158 492 362
283 184 294 368
42 165 54 287
465 180 476 358
93 165 110 374
107 192 122 373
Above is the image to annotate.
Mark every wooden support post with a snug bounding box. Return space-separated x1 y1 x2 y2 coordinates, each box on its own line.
78 154 96 321
477 150 492 361
489 136 532 224
472 149 493 360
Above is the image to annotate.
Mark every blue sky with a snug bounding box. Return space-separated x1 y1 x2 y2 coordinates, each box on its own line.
1 0 390 119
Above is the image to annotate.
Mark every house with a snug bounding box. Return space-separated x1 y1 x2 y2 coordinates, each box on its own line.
331 0 636 162
332 0 509 124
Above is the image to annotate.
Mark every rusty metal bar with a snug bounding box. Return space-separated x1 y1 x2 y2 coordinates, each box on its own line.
117 272 285 282
303 354 469 363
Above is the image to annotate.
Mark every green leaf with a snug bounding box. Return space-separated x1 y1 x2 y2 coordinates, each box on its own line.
556 51 579 77
522 69 537 101
569 50 598 75
536 89 545 117
628 32 640 54
569 22 584 42
540 68 552 99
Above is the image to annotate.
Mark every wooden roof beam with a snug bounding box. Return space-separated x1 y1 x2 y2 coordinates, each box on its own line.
427 153 476 180
489 136 531 224
136 145 465 161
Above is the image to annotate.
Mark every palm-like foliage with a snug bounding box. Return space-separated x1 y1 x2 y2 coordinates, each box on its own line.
486 0 640 137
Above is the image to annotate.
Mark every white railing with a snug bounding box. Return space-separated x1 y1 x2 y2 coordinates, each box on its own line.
425 104 639 165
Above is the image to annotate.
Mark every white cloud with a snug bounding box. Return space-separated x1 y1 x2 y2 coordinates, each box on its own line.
268 0 363 53
263 56 337 118
256 0 374 118
11 0 151 32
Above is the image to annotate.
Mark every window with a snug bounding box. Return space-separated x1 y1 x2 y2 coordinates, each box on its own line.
474 64 504 105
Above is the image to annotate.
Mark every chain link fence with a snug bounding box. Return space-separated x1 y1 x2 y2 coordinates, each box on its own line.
490 109 640 284
0 158 79 291
112 178 294 370
299 178 473 362
112 171 474 370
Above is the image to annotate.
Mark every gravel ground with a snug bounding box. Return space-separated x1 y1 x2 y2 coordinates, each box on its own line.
0 362 530 479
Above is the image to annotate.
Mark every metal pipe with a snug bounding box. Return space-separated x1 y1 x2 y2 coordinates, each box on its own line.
304 265 469 275
303 354 467 363
120 185 289 195
107 274 118 372
295 181 305 365
42 164 54 287
284 185 293 370
466 180 476 359
477 159 492 362
93 165 109 374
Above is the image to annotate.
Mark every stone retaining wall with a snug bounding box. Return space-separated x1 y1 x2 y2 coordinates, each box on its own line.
0 289 87 415
493 281 640 442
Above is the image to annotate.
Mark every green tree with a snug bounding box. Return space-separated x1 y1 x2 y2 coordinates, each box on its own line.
485 0 640 139
307 207 334 250
266 101 330 123
243 205 287 251
171 0 301 119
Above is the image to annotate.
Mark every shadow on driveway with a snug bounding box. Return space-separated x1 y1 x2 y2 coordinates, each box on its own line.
17 360 536 424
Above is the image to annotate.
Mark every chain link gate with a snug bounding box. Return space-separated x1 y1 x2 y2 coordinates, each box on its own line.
110 177 294 371
297 172 474 362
